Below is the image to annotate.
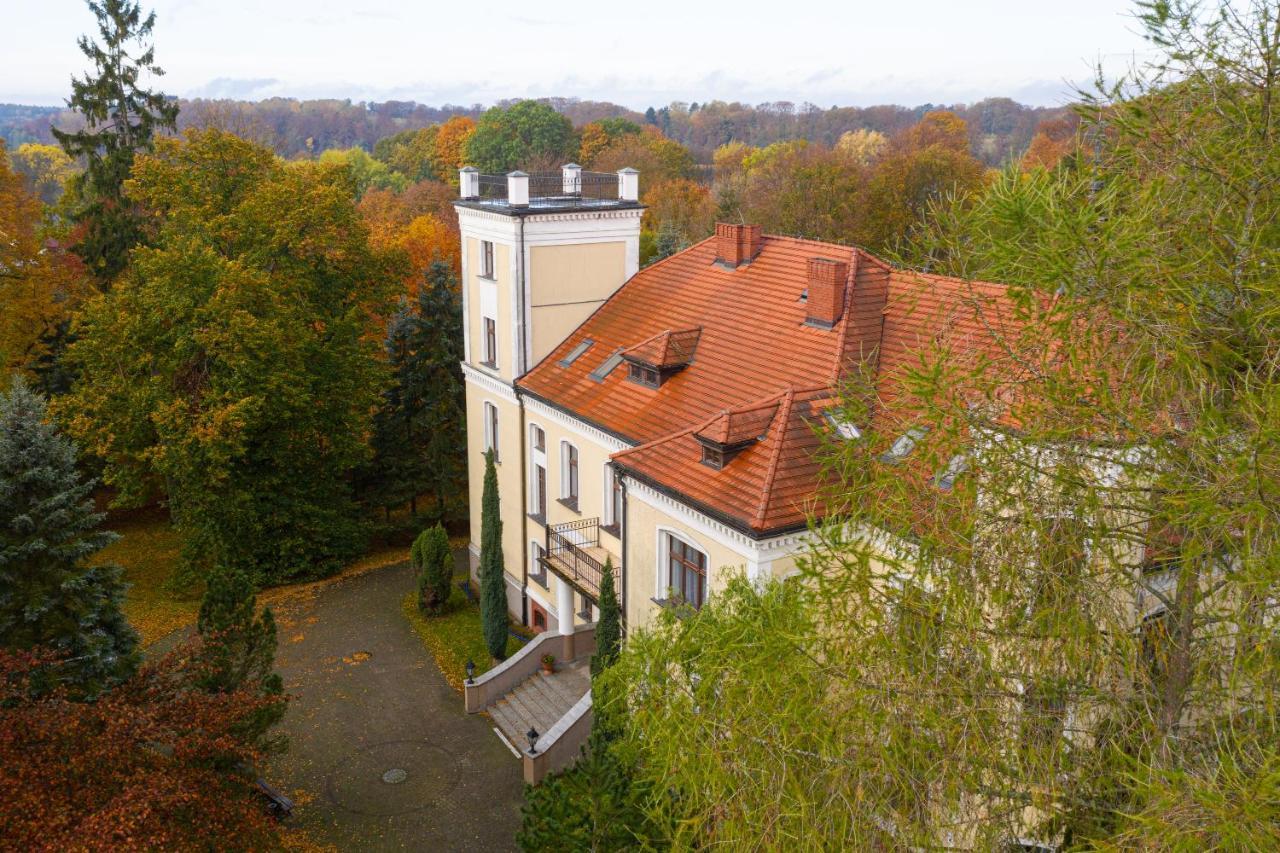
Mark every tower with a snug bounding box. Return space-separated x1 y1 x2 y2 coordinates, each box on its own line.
454 165 643 623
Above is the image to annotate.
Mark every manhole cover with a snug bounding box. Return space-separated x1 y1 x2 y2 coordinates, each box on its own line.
324 740 459 816
382 768 408 784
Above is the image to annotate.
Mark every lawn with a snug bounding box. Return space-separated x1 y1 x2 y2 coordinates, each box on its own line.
401 582 524 692
98 511 197 647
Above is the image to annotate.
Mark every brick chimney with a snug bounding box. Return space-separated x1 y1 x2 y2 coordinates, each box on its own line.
805 257 849 328
714 222 763 269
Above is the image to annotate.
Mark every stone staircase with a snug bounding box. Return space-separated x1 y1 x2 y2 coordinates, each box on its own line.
488 659 592 747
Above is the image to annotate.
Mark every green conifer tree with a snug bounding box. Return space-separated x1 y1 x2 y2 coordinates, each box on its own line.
0 376 139 697
414 524 454 614
195 564 285 748
53 0 178 286
479 450 509 661
591 557 621 678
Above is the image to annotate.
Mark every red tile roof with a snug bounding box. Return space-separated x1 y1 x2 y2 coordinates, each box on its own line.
623 327 702 369
517 232 1018 537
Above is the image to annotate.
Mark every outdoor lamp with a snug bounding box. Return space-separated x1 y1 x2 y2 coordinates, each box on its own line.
465 659 476 684
527 727 539 755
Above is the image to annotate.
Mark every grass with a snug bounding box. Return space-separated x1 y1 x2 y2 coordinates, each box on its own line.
400 582 522 693
100 508 428 648
99 511 198 647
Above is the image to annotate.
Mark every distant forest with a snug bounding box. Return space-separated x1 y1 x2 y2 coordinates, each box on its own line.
0 95 1070 166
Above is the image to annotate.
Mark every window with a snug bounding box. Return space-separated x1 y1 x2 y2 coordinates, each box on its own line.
560 442 579 508
628 362 660 387
701 444 725 470
879 426 928 464
667 535 707 609
530 424 545 453
603 467 623 535
532 463 547 519
530 541 547 588
578 592 594 620
483 401 499 461
823 410 861 440
480 240 495 278
588 350 624 382
482 317 497 367
559 339 594 367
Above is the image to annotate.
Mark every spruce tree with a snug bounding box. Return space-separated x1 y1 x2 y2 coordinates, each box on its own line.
53 0 178 286
414 524 453 614
591 557 621 678
479 449 508 661
0 376 138 697
195 564 285 747
360 262 465 522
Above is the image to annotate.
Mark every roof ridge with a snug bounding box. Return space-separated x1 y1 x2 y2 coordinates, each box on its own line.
753 387 797 529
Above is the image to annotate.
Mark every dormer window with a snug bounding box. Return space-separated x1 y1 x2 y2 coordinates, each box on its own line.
628 362 660 388
621 328 701 389
700 444 728 470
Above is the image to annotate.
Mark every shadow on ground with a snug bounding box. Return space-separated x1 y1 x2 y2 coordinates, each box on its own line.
267 559 523 851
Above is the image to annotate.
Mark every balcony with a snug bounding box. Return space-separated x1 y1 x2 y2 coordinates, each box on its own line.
540 518 618 601
457 166 640 215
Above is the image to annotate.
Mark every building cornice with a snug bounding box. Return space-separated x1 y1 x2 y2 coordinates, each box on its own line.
462 362 519 405
625 476 812 555
517 386 635 450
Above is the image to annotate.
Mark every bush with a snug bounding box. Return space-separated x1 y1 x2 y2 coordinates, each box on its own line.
413 524 453 614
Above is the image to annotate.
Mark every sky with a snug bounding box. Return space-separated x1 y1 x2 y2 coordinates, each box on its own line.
5 0 1159 110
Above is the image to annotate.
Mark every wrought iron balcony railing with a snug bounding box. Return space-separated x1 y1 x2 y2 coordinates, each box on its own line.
541 517 618 601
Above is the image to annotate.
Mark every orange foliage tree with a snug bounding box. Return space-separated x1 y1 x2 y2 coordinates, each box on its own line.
0 646 286 851
0 141 91 388
642 178 717 244
1021 115 1080 172
430 116 476 185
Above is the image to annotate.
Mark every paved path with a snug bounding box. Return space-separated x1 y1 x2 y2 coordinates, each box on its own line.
266 559 524 851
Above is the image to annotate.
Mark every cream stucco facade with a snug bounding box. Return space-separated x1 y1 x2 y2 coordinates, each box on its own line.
455 176 828 637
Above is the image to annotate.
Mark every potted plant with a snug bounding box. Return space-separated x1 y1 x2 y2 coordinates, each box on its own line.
541 653 556 674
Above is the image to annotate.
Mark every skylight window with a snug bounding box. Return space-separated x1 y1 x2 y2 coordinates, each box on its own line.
823 411 861 440
934 454 968 490
588 350 624 382
559 338 594 367
879 427 928 464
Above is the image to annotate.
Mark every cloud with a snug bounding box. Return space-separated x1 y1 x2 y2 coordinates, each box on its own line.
190 77 281 99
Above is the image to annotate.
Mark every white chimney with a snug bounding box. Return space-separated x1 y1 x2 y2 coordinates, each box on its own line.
618 167 639 202
459 166 479 199
562 163 582 195
507 170 529 207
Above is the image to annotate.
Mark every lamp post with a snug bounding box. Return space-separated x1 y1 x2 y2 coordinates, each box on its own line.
465 659 475 685
526 727 539 755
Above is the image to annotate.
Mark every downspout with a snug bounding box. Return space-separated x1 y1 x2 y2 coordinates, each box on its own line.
618 467 629 635
517 214 529 627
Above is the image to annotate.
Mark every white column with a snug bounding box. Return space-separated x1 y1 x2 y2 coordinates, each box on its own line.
557 577 574 635
459 166 479 199
562 163 582 194
507 170 529 207
618 167 639 201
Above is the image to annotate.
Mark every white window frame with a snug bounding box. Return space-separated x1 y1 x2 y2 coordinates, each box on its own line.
560 440 579 504
482 315 498 367
483 401 499 461
529 424 547 519
530 540 547 586
658 528 709 609
604 465 623 528
480 239 495 279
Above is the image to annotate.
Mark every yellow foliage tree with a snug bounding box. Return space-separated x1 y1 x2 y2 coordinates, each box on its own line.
11 143 78 206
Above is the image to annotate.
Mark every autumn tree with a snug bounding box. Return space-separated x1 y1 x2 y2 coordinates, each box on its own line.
834 128 887 166
11 142 78 205
641 177 716 248
0 142 91 388
318 146 408 198
0 378 138 699
590 126 695 184
62 129 402 584
578 117 642 166
0 646 285 850
465 100 577 173
53 0 178 286
430 115 477 184
374 126 439 181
